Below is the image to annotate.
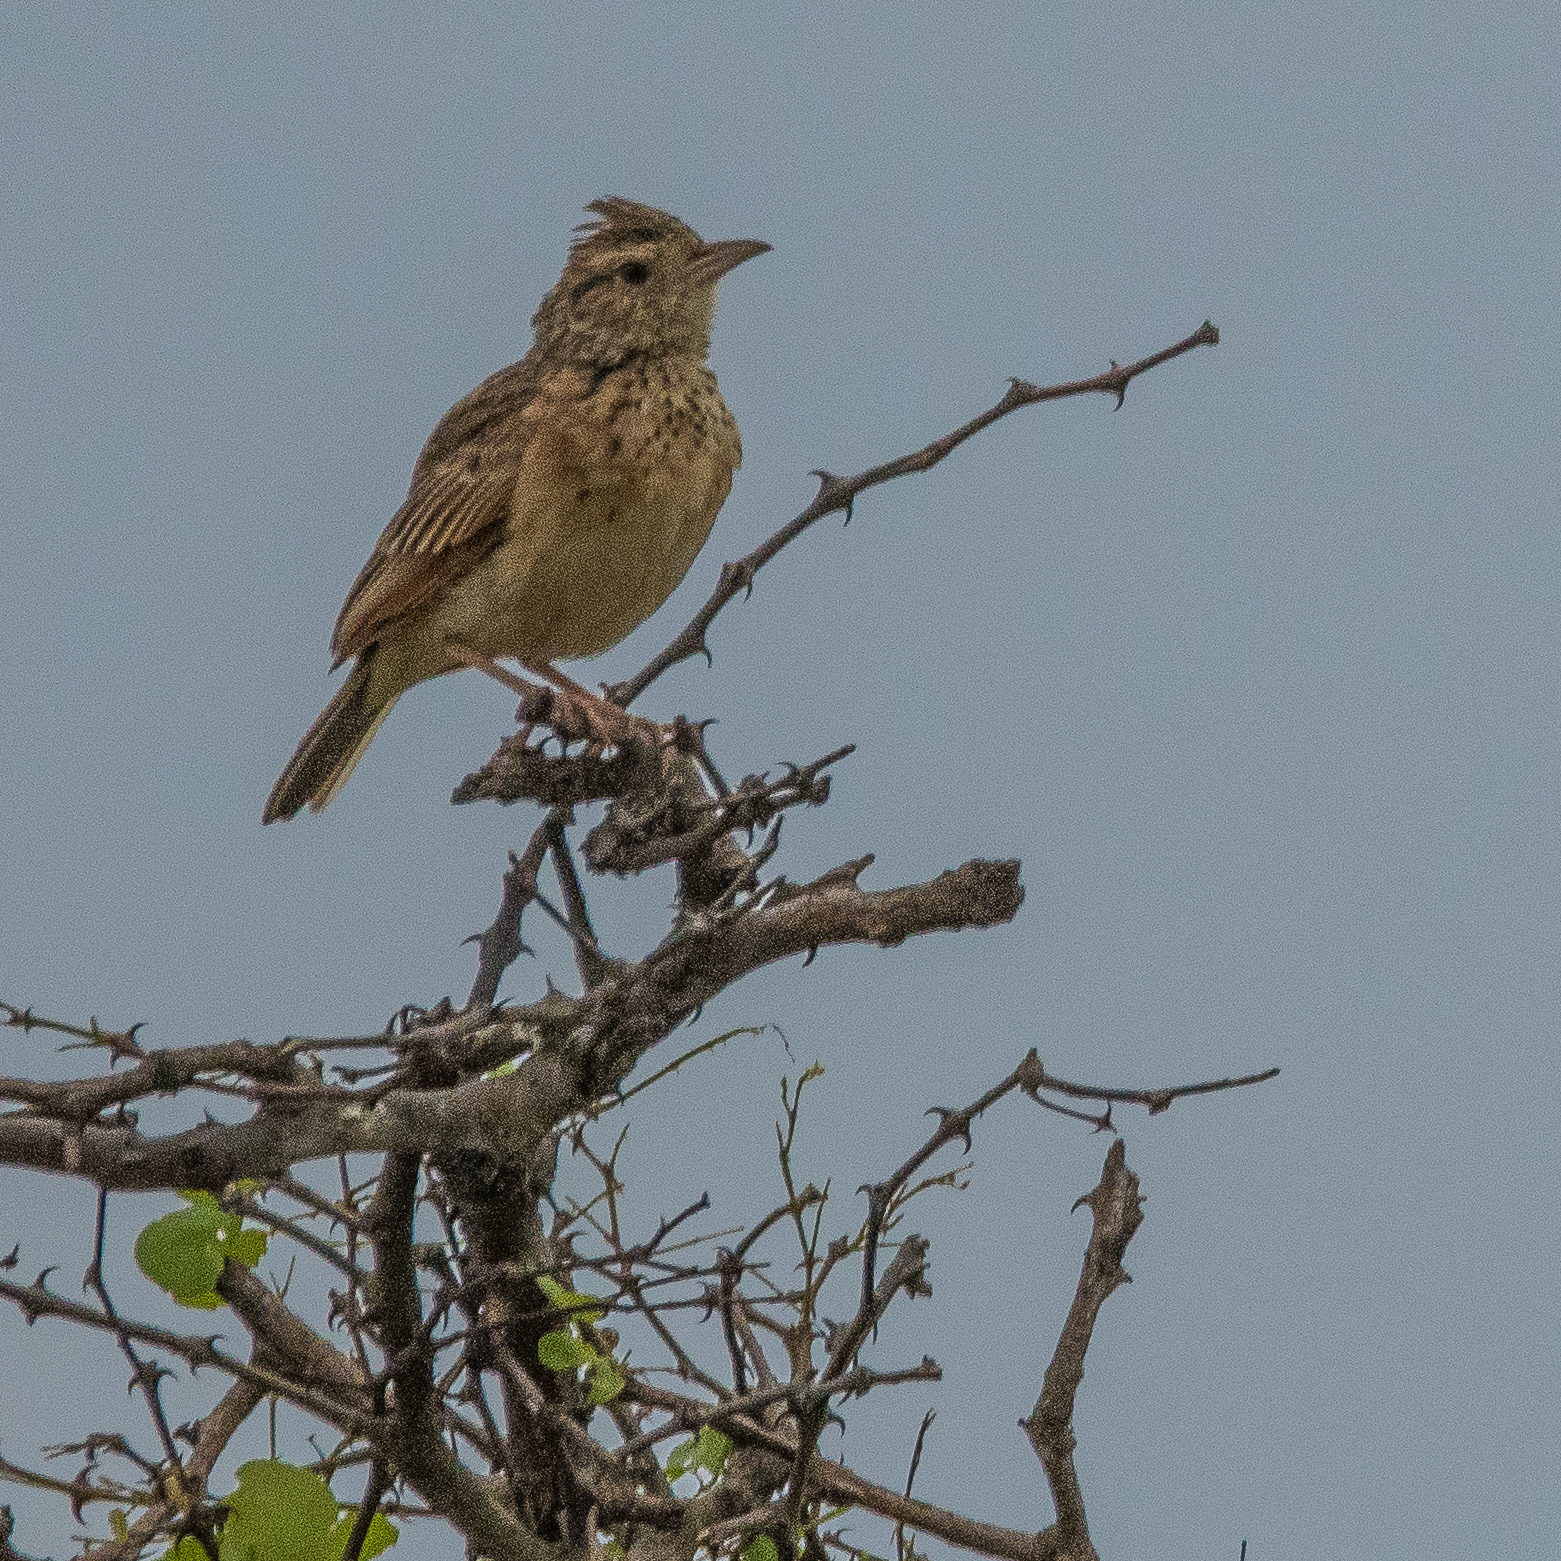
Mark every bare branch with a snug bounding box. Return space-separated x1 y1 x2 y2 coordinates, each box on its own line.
339 1458 391 1561
1022 1141 1145 1561
83 1188 181 1466
466 823 551 1012
545 812 610 989
0 860 1022 1191
895 1409 936 1561
609 323 1219 708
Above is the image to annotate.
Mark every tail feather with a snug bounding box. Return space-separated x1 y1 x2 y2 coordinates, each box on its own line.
262 657 401 823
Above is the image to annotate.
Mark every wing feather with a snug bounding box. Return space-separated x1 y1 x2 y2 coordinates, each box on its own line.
329 405 533 663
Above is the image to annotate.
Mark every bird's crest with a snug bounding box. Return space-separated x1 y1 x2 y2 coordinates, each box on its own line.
571 196 701 256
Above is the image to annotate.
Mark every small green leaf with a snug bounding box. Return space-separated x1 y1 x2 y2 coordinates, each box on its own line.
538 1330 593 1370
744 1537 780 1561
537 1273 606 1323
214 1460 397 1561
223 1226 268 1268
135 1207 225 1308
692 1425 732 1475
666 1424 731 1481
135 1195 267 1309
167 1540 210 1561
587 1357 625 1404
220 1460 337 1561
326 1510 399 1560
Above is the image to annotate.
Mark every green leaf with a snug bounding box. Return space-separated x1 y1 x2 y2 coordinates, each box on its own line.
587 1357 625 1404
219 1460 337 1561
743 1537 780 1561
538 1330 593 1370
691 1425 732 1475
167 1540 211 1561
326 1511 399 1561
536 1273 606 1324
134 1202 225 1305
225 1226 268 1268
135 1191 268 1308
135 1186 270 1311
214 1460 397 1561
666 1424 731 1481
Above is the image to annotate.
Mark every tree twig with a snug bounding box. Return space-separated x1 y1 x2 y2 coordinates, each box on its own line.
609 322 1219 708
1022 1140 1144 1560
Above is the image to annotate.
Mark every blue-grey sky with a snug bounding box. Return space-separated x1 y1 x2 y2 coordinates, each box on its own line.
3 3 1558 1557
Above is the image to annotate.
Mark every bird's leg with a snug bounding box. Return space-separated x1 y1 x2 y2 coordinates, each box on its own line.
444 642 661 752
443 644 538 700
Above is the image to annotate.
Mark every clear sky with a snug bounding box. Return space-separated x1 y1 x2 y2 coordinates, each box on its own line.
3 3 1558 1557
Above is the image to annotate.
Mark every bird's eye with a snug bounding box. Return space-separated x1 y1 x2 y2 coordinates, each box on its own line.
619 261 650 285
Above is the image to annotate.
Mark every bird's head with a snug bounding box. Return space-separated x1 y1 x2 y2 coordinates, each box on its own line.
532 197 769 368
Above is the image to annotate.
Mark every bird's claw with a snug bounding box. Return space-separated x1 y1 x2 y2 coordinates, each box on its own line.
514 682 661 756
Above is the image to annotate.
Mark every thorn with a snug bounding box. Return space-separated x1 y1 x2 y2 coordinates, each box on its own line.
802 946 818 968
924 1107 973 1153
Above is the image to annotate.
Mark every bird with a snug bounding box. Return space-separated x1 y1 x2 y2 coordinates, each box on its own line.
262 197 770 823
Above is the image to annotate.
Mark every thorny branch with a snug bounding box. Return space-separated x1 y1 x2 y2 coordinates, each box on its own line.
0 322 1256 1561
608 322 1218 710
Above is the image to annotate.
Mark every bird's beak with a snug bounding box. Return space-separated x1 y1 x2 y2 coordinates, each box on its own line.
688 237 772 286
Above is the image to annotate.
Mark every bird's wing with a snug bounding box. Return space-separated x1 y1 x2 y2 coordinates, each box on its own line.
329 364 535 666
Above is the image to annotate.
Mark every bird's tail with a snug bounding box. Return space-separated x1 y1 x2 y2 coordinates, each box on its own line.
262 656 401 823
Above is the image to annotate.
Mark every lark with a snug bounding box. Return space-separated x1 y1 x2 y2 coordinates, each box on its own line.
263 197 768 823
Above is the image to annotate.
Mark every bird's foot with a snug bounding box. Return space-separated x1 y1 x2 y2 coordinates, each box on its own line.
513 679 662 755
445 643 663 755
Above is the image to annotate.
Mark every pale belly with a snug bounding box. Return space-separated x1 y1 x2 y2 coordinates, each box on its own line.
418 449 729 668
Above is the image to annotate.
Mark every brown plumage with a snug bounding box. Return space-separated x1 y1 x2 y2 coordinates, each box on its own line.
263 197 769 823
